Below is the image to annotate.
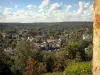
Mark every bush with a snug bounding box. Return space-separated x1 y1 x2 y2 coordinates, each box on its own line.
64 62 92 75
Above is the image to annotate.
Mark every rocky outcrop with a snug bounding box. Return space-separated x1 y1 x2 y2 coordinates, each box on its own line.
93 0 100 75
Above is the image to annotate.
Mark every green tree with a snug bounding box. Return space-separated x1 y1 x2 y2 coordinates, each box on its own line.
12 40 40 75
85 44 93 61
79 40 90 61
66 42 80 59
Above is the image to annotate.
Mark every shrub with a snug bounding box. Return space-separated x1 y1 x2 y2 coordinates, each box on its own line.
64 62 92 75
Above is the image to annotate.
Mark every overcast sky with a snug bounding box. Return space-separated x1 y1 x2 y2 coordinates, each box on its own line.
0 0 93 23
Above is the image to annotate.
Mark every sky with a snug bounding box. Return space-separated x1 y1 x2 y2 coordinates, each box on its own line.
0 0 93 23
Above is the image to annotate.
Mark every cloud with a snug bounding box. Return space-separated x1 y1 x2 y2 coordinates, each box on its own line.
75 1 89 15
26 5 36 10
0 1 93 23
48 3 62 12
3 8 12 15
65 5 72 11
39 0 50 9
71 1 93 21
2 10 36 23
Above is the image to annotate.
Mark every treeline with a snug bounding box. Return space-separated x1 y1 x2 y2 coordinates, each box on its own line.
0 22 93 31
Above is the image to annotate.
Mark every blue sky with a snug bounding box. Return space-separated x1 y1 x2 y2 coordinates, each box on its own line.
0 0 93 6
0 0 93 22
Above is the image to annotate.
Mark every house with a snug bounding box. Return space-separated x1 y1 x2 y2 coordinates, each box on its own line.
40 38 61 51
47 39 60 47
82 34 93 40
27 36 34 42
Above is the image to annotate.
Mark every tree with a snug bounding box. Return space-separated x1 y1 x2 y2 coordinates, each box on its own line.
79 40 90 61
66 42 80 59
0 30 14 75
85 44 93 61
26 56 47 75
0 34 4 61
46 56 54 72
12 40 40 75
54 50 67 71
26 56 39 75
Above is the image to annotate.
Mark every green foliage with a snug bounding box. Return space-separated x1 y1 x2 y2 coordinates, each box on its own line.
11 40 40 75
41 51 66 72
66 41 80 59
85 44 93 60
0 33 14 75
0 33 9 63
64 62 92 75
79 40 90 49
79 40 91 61
46 56 54 72
55 50 67 60
42 72 63 75
75 52 81 62
54 50 67 71
41 51 55 62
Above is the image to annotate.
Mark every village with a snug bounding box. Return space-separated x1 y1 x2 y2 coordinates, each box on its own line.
0 22 93 75
0 27 93 56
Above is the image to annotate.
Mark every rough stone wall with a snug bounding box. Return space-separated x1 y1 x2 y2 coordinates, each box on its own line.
93 0 100 75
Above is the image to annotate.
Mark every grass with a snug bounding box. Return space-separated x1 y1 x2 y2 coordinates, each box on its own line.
42 72 63 75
